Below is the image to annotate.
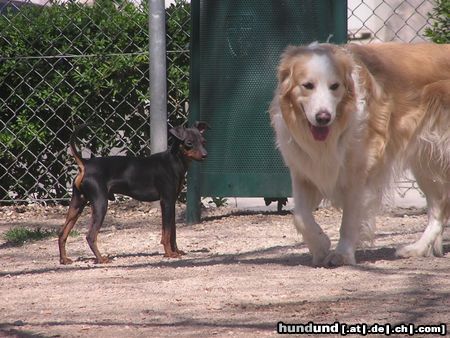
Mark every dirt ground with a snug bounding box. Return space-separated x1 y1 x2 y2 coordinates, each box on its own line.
0 200 449 338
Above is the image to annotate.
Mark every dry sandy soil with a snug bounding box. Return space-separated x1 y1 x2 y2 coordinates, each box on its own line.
0 201 449 337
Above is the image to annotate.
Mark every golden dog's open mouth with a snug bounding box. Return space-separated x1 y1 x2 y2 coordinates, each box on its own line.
309 123 330 141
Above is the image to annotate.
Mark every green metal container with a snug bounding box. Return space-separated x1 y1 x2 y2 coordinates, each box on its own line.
188 0 347 223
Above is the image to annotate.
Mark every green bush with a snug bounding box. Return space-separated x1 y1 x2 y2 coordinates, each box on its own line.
0 0 191 202
3 227 57 246
3 226 79 246
424 0 449 43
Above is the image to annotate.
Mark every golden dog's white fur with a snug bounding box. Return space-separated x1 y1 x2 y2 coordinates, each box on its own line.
270 42 450 266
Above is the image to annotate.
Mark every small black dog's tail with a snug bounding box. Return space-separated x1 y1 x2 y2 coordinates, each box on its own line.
70 124 87 190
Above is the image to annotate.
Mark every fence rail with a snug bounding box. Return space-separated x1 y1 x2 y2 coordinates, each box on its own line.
0 0 436 204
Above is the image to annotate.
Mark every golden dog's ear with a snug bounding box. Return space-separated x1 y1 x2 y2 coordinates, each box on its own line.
277 46 301 96
334 47 358 134
343 64 355 98
278 61 295 96
335 47 355 97
277 51 302 126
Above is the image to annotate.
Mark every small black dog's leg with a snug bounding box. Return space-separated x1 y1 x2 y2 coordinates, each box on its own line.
59 187 87 265
86 197 110 264
160 198 181 258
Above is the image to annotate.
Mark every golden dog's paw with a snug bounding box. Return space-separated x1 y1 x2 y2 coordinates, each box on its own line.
323 251 356 267
432 236 444 257
396 243 431 258
311 249 330 267
309 234 331 267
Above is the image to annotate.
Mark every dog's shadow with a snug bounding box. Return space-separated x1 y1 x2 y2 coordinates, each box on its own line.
356 243 450 264
355 246 397 264
141 241 450 269
1 242 448 278
66 241 450 269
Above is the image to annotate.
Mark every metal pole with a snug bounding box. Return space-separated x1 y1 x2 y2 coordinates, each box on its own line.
149 0 167 154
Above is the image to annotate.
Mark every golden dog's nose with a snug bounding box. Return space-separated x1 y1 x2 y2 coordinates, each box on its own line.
315 110 331 126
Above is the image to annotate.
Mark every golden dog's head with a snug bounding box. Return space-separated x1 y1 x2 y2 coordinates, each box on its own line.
276 44 357 142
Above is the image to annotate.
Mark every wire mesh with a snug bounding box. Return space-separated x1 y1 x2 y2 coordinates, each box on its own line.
0 0 434 203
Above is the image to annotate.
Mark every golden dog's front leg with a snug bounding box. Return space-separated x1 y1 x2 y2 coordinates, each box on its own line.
324 209 361 266
291 172 331 266
294 215 331 266
325 183 377 267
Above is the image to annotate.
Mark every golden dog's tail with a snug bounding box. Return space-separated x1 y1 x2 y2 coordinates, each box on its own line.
70 124 87 190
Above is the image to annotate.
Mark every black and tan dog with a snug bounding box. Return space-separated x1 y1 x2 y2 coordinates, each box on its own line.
58 122 208 264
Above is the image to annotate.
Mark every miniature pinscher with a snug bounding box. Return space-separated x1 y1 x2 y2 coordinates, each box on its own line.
58 122 208 264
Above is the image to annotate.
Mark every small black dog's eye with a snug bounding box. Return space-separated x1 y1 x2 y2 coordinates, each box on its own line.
185 141 193 148
302 82 314 90
330 83 340 91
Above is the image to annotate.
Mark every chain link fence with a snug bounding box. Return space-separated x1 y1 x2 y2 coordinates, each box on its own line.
0 0 190 203
348 0 434 42
0 0 437 204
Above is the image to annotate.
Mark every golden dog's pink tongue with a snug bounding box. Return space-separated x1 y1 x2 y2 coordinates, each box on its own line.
310 125 330 141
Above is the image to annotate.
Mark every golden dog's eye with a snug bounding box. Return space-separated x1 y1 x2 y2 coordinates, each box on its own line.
330 83 340 91
302 82 314 90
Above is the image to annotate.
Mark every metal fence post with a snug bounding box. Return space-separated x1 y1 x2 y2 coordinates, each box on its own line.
149 0 168 154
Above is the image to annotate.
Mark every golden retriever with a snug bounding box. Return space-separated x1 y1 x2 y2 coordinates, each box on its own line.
270 42 450 266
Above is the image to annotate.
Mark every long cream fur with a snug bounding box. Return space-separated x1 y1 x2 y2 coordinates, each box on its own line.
270 42 450 266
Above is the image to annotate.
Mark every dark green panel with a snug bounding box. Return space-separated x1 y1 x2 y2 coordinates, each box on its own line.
189 0 347 202
201 173 292 197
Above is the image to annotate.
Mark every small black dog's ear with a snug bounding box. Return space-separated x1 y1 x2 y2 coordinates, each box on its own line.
194 121 210 134
169 126 186 141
